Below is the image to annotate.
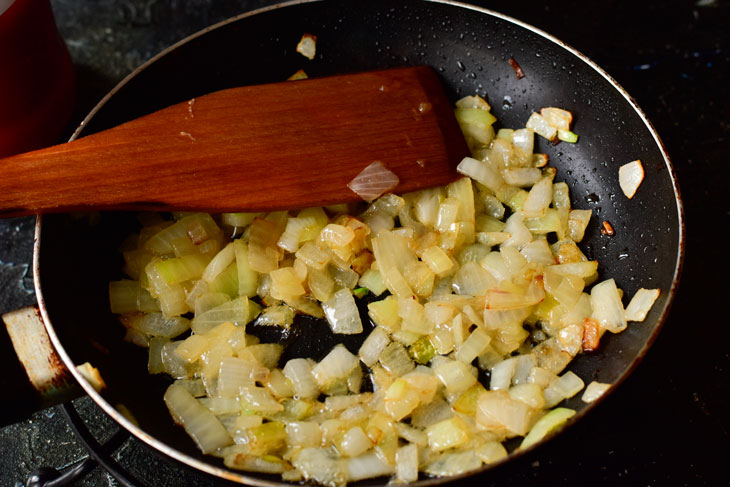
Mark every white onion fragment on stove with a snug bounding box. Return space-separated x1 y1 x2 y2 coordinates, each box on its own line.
618 159 645 199
346 160 400 203
624 287 661 321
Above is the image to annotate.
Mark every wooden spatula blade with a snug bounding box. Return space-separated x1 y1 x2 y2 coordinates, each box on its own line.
0 66 468 216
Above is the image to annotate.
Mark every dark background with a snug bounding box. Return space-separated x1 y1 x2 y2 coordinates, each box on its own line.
1 0 728 485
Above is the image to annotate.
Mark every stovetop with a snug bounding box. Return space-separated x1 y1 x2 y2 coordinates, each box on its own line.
1 0 729 486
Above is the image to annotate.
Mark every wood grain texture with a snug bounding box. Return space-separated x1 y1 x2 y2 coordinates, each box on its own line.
0 66 468 216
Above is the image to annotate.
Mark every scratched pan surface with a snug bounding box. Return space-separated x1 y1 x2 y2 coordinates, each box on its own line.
33 0 683 485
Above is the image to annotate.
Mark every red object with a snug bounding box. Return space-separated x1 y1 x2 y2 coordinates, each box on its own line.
0 0 75 157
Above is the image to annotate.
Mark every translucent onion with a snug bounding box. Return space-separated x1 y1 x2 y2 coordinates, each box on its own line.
624 288 660 322
347 160 400 203
519 407 575 450
163 384 232 454
619 159 644 199
312 344 359 388
322 289 363 334
346 452 394 482
590 279 627 333
582 381 611 403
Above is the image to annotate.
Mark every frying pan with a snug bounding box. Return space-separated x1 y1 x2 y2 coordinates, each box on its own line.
25 0 683 484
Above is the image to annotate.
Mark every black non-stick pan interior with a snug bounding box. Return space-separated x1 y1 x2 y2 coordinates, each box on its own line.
35 0 682 484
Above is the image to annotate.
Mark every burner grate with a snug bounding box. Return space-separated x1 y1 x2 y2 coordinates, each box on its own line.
26 402 146 487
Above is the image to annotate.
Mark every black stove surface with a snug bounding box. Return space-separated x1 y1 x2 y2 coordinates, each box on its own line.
1 1 729 486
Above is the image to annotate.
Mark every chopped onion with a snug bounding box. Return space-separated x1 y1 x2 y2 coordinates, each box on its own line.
526 112 557 140
543 371 585 408
163 384 232 454
322 288 363 334
519 407 575 449
296 33 317 60
424 451 482 477
590 279 627 333
359 326 391 367
108 92 648 485
312 344 359 388
582 381 611 403
347 160 400 203
283 358 320 399
619 159 644 199
346 452 394 482
395 443 419 483
624 288 660 321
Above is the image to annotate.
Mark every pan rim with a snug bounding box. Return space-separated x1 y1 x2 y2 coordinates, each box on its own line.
33 0 685 485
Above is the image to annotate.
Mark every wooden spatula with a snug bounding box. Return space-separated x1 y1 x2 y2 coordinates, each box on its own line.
0 66 469 217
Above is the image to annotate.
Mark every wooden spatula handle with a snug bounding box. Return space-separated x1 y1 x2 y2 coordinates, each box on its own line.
0 66 467 217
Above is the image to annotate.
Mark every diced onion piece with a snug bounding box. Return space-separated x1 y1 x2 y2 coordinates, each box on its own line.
76 362 105 392
624 288 660 321
490 358 517 391
288 69 309 80
543 371 585 408
358 268 388 296
293 448 345 486
340 426 372 457
501 212 533 249
296 33 317 60
191 297 255 334
221 212 261 228
475 441 508 464
286 421 322 448
217 357 258 397
223 449 290 474
426 417 470 452
240 386 284 414
395 443 419 483
424 451 482 477
347 160 400 203
322 288 363 334
200 242 234 283
519 407 575 449
379 342 415 377
455 328 491 363
582 381 611 403
283 358 320 399
455 94 491 111
502 167 542 187
540 107 573 131
567 209 592 242
131 312 190 338
476 390 533 436
526 112 557 140
359 326 390 367
163 384 232 454
590 278 627 333
433 359 477 394
457 157 504 192
618 159 644 199
312 344 359 389
346 452 394 482
522 176 554 218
